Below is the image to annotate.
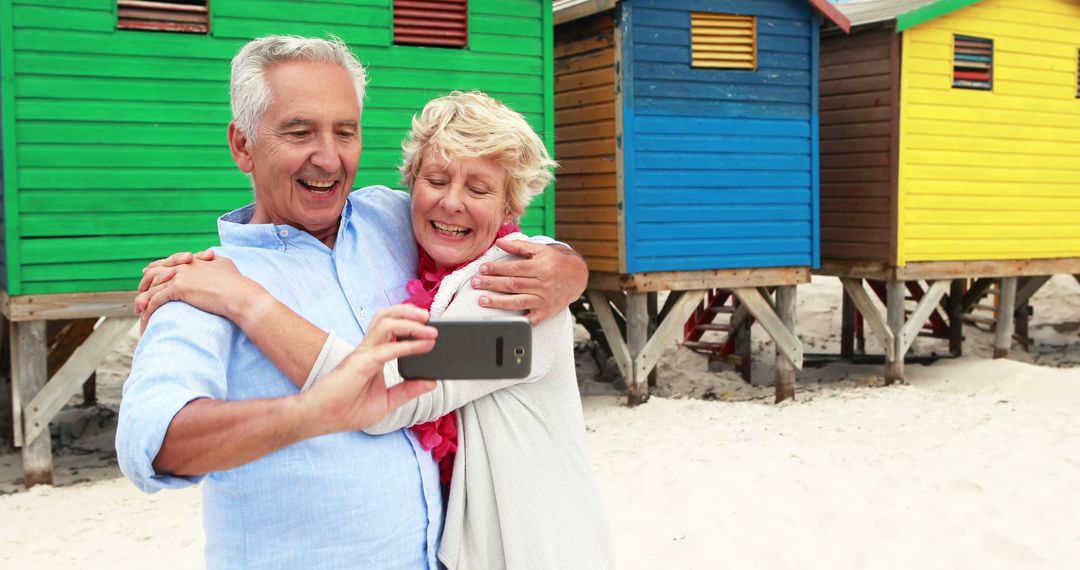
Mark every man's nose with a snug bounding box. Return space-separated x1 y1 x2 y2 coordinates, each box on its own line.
309 134 340 172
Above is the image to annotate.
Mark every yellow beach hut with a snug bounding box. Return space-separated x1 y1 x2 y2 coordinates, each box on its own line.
817 0 1080 382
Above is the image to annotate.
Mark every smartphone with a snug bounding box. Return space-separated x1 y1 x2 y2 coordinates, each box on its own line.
398 316 532 380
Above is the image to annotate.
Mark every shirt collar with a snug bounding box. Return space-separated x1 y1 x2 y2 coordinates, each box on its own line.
217 199 354 250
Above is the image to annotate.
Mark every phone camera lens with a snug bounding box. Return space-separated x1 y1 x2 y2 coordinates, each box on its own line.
514 346 525 357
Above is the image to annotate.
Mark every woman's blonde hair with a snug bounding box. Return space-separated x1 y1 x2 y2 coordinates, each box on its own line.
400 91 556 218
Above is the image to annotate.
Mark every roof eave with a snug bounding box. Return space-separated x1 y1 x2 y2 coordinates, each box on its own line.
895 0 985 32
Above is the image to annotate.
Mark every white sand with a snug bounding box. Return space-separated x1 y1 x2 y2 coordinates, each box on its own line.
2 276 1079 569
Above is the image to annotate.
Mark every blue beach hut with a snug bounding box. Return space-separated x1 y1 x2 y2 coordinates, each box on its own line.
553 0 850 404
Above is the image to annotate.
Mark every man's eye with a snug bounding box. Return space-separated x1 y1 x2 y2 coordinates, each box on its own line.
288 131 310 138
337 131 356 139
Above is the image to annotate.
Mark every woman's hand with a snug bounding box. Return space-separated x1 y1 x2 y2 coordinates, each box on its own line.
470 239 589 324
134 255 267 334
300 305 438 434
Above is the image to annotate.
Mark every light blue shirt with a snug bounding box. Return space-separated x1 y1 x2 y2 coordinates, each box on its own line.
117 186 442 569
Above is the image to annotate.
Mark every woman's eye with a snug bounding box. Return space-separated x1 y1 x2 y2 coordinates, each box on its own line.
427 178 448 187
469 186 491 195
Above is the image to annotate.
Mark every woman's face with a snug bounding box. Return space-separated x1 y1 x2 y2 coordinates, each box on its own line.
411 151 513 270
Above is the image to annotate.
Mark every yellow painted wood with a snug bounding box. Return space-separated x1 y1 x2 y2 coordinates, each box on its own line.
690 12 756 70
897 0 1080 265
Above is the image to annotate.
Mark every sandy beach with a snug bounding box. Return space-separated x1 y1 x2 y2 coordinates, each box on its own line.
2 275 1078 569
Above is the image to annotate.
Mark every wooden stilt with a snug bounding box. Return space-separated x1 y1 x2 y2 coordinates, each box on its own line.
885 281 905 385
994 277 1017 359
734 315 752 383
646 292 658 389
774 286 797 403
948 280 963 356
626 292 649 406
0 315 12 449
840 289 855 359
13 320 52 488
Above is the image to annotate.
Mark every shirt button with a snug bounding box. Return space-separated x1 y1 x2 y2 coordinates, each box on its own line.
360 308 369 317
279 229 289 237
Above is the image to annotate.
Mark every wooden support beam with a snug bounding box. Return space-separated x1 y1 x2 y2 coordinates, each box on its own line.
774 286 797 403
12 320 51 487
604 291 627 317
586 290 631 382
589 266 810 292
948 280 963 356
994 277 1017 359
2 290 136 321
840 290 855 359
626 293 649 406
885 281 905 385
1015 275 1050 308
0 314 11 449
734 316 752 382
657 290 684 323
646 293 658 389
23 317 136 444
839 278 895 362
962 278 995 314
731 287 802 370
635 290 706 386
897 280 950 357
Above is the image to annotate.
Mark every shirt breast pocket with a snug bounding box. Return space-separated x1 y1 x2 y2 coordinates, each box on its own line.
383 281 411 307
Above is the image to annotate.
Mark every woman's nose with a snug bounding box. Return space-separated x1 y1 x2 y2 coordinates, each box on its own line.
441 184 466 211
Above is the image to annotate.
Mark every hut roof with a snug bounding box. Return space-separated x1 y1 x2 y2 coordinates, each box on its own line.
553 0 851 32
832 0 1026 32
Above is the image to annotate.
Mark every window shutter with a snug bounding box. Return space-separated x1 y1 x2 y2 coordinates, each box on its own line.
393 0 468 48
117 1 209 34
690 12 756 70
953 35 993 90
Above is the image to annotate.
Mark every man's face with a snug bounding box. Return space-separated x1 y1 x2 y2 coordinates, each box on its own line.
233 60 361 242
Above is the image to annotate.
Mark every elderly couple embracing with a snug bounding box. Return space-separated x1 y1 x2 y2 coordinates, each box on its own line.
115 35 613 569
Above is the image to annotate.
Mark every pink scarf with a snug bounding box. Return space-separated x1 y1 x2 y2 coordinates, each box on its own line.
405 222 520 485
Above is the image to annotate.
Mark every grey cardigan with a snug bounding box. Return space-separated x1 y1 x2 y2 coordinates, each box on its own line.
309 238 614 570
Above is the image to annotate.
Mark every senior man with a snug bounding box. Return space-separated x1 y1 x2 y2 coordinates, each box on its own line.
116 35 587 569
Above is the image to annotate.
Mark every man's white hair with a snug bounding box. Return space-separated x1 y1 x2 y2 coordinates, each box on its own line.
230 35 367 141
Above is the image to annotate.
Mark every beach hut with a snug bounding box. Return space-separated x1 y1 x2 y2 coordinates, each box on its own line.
818 0 1080 384
552 0 850 404
0 0 555 486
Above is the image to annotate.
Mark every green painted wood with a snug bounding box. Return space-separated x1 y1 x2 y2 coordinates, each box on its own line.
6 0 552 294
541 0 555 234
895 0 986 32
2 0 20 291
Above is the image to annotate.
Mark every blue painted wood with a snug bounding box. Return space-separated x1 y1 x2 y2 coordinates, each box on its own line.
634 116 810 137
809 15 821 269
637 221 811 240
635 170 811 189
620 0 820 273
635 134 809 154
635 189 810 205
634 253 811 273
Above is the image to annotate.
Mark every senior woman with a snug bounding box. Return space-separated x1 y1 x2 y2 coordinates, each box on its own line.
136 91 614 570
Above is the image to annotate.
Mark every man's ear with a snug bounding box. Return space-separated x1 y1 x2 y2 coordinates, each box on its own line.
228 121 254 173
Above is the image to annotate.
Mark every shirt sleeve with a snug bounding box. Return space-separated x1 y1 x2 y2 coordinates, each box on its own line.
115 302 236 493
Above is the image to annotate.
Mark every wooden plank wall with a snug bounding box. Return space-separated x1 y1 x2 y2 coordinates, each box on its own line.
624 0 818 274
553 12 619 272
897 0 1080 264
819 26 897 263
6 0 552 295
